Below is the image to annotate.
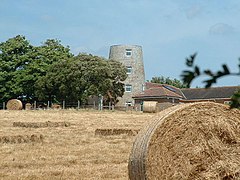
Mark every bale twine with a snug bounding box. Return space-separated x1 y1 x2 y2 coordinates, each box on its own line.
143 101 158 113
128 102 240 180
6 99 23 110
25 103 32 110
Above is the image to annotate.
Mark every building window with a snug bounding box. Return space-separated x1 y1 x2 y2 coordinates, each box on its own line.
224 101 231 105
126 49 132 57
126 66 132 74
125 101 132 106
142 84 145 92
125 84 132 92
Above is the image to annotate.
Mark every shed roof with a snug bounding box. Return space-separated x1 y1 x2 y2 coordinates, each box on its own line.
181 86 239 100
133 83 185 99
133 83 239 101
145 82 185 97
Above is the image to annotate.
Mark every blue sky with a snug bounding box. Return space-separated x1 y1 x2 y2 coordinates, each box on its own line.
0 0 240 87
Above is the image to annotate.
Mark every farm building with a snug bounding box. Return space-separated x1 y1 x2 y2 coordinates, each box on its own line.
133 82 239 111
180 86 239 104
133 82 185 111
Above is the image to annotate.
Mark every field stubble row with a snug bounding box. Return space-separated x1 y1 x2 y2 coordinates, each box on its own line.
0 109 155 179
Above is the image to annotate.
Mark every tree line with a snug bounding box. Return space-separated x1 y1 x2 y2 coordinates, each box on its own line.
0 35 127 105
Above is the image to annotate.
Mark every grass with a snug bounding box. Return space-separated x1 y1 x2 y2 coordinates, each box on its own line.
0 109 156 179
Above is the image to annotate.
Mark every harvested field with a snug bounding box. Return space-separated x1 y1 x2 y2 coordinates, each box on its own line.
0 109 155 179
129 102 240 180
13 121 70 128
95 128 140 136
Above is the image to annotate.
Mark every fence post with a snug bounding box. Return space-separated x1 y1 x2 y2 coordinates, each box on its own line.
47 101 50 109
98 95 103 111
93 101 96 109
3 102 5 110
63 101 65 110
34 101 37 110
77 100 80 110
109 102 111 110
112 105 114 111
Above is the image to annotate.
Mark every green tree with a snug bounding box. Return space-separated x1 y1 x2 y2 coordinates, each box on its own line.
22 39 73 100
149 76 187 88
181 53 240 108
106 60 127 104
35 54 127 104
0 35 73 102
0 35 34 101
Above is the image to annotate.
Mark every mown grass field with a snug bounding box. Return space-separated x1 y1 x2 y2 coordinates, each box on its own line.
0 109 156 179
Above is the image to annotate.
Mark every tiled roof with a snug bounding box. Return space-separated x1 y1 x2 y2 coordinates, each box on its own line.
145 82 185 97
181 86 240 100
133 83 239 101
133 83 185 99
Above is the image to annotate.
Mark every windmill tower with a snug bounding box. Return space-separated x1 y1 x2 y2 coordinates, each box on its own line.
109 45 145 107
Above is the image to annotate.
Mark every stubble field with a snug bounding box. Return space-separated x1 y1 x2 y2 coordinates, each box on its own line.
0 109 156 180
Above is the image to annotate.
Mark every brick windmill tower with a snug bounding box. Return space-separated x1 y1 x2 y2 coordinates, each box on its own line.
109 45 145 107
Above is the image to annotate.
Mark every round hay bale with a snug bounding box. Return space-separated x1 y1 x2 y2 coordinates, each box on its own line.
51 104 61 109
6 99 23 110
25 103 32 110
128 102 240 180
143 101 158 113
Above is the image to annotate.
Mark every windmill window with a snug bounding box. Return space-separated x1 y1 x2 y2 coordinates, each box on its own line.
125 84 132 92
126 66 132 74
125 101 132 106
126 49 132 57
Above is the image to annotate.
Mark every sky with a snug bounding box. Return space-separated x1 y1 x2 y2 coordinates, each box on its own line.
0 0 240 87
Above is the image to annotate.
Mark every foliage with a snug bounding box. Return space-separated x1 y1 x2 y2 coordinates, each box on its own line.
0 35 33 101
35 54 127 104
149 76 188 88
106 60 127 104
0 35 73 102
181 53 240 108
0 35 127 104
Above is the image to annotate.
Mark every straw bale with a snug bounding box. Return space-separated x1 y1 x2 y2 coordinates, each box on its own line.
6 99 23 110
13 121 70 128
128 102 240 180
51 104 61 109
25 103 32 110
143 101 158 113
95 128 140 136
0 134 43 144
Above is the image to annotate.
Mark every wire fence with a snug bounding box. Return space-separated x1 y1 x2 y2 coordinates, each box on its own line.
0 100 140 112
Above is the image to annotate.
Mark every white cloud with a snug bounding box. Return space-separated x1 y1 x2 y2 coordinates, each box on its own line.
186 5 203 19
209 23 235 35
40 15 54 22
